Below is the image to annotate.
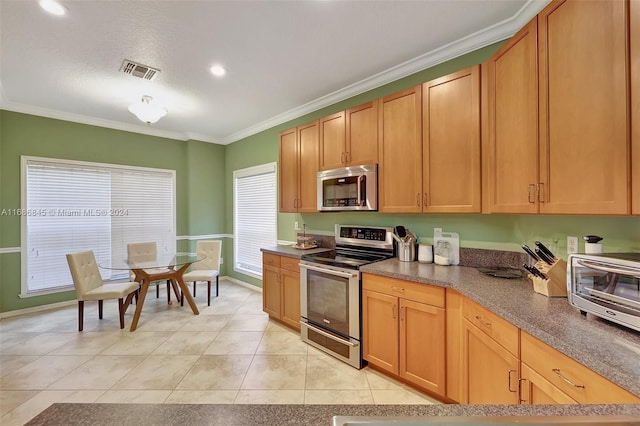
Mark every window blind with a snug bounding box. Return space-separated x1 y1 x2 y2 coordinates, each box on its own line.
234 163 277 277
22 157 175 295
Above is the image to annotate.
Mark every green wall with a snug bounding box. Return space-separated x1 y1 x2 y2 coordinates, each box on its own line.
0 110 226 313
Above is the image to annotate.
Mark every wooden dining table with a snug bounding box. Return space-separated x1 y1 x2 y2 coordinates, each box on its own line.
100 253 204 331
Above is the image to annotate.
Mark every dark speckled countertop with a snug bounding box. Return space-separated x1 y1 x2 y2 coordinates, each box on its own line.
360 259 640 397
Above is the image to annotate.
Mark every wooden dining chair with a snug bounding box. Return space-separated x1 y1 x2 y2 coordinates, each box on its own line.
181 240 221 306
66 250 140 331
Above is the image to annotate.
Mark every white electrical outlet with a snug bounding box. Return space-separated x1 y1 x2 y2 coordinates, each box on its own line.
294 221 299 231
567 236 578 254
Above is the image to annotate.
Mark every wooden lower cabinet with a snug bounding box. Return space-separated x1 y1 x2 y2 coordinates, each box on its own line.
262 253 300 331
362 274 445 396
521 331 640 404
520 362 577 404
462 319 519 404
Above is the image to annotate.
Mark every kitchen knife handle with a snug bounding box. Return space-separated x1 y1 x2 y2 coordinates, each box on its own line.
522 244 540 261
535 248 554 265
535 241 556 260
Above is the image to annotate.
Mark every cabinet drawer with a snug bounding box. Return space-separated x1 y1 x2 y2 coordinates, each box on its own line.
280 256 300 273
362 273 444 308
463 298 518 356
521 331 640 403
263 253 281 268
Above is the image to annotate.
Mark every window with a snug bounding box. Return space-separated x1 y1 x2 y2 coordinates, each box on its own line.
234 162 277 279
21 156 175 296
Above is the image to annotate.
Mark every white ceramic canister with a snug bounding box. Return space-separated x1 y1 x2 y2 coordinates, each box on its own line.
418 244 433 263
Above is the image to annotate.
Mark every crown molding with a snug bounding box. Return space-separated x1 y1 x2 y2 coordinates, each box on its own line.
219 0 550 144
1 0 549 146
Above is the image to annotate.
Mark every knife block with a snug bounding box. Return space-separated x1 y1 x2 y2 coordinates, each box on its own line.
529 259 567 297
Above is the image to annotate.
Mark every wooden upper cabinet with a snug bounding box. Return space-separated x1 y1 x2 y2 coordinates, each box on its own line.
346 100 379 167
422 65 481 213
279 128 298 213
297 120 319 212
319 112 346 170
379 85 423 213
319 101 379 170
278 122 319 213
538 0 629 214
486 18 539 214
632 0 640 215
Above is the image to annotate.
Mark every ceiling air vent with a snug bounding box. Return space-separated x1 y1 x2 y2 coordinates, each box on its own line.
119 60 160 81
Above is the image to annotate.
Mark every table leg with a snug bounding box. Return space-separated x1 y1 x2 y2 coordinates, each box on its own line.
130 277 150 331
173 263 199 315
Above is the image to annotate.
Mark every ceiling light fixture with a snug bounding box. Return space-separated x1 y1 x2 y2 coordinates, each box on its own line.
210 65 226 77
128 95 167 124
38 0 67 16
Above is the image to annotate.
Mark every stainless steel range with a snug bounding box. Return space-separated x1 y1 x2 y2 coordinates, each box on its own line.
299 224 394 368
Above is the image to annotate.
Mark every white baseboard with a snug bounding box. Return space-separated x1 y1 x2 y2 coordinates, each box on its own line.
0 276 261 319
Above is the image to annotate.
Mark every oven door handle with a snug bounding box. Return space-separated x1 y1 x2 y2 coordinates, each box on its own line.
301 321 359 347
576 259 640 278
299 263 358 278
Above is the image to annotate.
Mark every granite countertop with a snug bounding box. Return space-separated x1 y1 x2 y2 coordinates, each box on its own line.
360 259 640 397
261 245 332 258
26 403 640 425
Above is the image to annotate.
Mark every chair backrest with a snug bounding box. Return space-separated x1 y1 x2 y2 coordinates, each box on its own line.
127 241 157 264
195 240 222 270
66 250 103 301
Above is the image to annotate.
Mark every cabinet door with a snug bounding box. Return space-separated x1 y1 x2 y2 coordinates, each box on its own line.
319 112 346 171
445 289 463 403
280 269 300 331
486 18 539 214
462 319 519 404
346 100 378 166
632 0 640 215
263 264 281 318
399 299 445 394
279 128 298 213
520 363 578 405
378 85 423 213
362 289 399 375
298 121 319 212
538 0 629 214
422 66 481 213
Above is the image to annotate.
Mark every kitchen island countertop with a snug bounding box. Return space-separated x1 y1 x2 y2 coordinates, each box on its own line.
360 258 640 398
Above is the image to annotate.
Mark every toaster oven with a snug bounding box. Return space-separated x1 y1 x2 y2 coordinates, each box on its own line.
567 253 640 332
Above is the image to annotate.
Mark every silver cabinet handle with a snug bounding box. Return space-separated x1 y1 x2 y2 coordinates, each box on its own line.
552 368 585 388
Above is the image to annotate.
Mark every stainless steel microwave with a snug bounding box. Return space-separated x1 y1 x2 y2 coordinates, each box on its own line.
567 253 640 332
317 164 377 211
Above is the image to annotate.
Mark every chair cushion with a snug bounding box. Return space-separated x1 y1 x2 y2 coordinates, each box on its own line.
182 269 218 282
83 281 140 301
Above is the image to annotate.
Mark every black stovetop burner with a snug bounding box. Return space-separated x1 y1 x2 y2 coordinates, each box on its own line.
300 225 395 270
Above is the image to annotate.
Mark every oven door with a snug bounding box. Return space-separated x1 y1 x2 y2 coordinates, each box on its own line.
299 261 362 368
569 256 640 332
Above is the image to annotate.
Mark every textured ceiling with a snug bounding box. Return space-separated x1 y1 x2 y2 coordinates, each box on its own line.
0 0 550 144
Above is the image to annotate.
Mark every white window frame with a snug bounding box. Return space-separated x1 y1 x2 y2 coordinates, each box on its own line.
20 155 176 298
233 162 277 279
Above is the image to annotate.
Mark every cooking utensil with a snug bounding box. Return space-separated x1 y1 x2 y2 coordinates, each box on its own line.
535 241 556 261
522 244 540 262
394 226 407 239
523 263 547 279
535 247 555 265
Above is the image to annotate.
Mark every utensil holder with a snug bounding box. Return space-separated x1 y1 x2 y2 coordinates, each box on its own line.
528 259 567 297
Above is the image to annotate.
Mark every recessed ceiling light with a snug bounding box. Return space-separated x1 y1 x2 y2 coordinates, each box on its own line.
39 0 67 16
210 65 226 77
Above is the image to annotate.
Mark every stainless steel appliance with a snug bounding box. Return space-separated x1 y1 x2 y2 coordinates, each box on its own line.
567 253 640 332
317 164 378 211
300 224 394 368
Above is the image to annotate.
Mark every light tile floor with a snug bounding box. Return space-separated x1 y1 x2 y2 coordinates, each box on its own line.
0 279 440 425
